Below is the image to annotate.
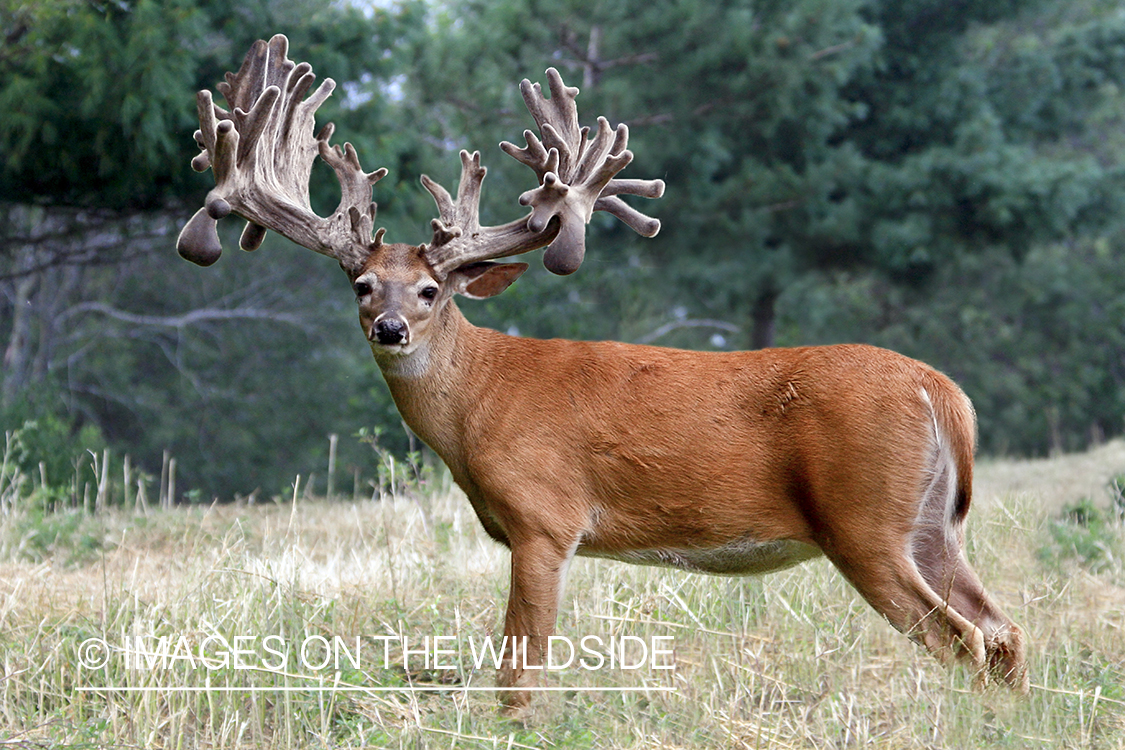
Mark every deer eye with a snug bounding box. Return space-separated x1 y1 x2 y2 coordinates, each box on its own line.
419 286 438 302
354 281 372 298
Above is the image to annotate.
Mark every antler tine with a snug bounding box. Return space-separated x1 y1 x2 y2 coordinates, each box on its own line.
522 70 585 179
423 150 550 274
319 126 390 236
425 149 488 238
422 67 664 277
177 34 388 272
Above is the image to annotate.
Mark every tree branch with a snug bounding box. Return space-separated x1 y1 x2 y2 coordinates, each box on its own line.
57 302 313 332
0 203 178 281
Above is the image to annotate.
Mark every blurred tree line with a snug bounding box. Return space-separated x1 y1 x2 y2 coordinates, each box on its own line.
2 0 1125 499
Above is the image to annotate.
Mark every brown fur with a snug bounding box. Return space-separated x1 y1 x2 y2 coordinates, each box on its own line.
355 244 1028 717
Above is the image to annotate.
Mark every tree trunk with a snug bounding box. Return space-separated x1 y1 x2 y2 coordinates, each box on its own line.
750 287 779 350
2 269 37 407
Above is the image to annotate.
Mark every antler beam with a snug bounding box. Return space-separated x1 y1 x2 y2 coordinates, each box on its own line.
177 34 387 272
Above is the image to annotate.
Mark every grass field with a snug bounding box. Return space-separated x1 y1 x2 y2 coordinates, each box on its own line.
0 442 1123 748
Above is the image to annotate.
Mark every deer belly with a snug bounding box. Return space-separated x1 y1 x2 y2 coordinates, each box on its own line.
578 538 822 576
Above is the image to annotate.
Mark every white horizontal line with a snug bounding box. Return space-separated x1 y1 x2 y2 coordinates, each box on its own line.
77 685 676 693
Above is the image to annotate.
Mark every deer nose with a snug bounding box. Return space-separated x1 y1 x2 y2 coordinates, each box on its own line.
373 317 408 345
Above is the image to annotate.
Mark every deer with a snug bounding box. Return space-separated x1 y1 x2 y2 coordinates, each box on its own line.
177 35 1028 717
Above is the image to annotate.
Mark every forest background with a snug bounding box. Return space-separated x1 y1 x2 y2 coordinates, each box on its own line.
4 0 1125 500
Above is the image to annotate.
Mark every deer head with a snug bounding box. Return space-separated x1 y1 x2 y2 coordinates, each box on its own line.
348 241 528 359
177 34 665 290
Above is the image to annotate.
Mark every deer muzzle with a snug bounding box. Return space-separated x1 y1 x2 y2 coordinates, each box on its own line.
372 316 408 346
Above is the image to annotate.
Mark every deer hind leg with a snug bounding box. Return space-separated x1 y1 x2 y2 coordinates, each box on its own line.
826 543 988 673
908 422 1028 692
813 452 1027 688
911 522 1029 692
823 452 1025 693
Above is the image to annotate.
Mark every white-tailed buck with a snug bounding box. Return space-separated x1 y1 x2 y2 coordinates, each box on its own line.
178 35 1027 716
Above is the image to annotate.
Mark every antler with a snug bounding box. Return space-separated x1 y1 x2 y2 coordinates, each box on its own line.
178 40 663 277
421 68 665 276
177 34 387 272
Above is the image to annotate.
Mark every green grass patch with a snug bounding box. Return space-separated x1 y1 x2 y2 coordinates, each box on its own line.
0 507 109 566
1038 475 1125 573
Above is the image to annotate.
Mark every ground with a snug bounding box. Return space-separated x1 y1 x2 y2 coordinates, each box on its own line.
0 443 1123 748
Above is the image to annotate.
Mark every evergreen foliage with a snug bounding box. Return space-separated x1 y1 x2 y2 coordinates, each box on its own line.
0 0 427 497
2 0 1125 496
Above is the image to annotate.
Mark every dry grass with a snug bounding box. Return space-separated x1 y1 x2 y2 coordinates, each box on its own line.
0 443 1123 748
975 440 1125 515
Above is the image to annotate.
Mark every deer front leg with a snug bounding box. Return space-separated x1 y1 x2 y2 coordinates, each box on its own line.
498 533 576 718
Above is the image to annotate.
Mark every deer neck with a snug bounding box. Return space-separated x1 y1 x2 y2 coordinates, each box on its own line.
369 300 484 465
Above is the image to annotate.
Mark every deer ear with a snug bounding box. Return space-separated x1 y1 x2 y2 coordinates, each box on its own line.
451 262 529 299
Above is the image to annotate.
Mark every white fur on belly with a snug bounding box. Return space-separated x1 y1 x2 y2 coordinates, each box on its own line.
578 538 822 576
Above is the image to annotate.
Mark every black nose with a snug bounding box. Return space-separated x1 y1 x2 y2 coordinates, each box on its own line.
374 318 407 345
